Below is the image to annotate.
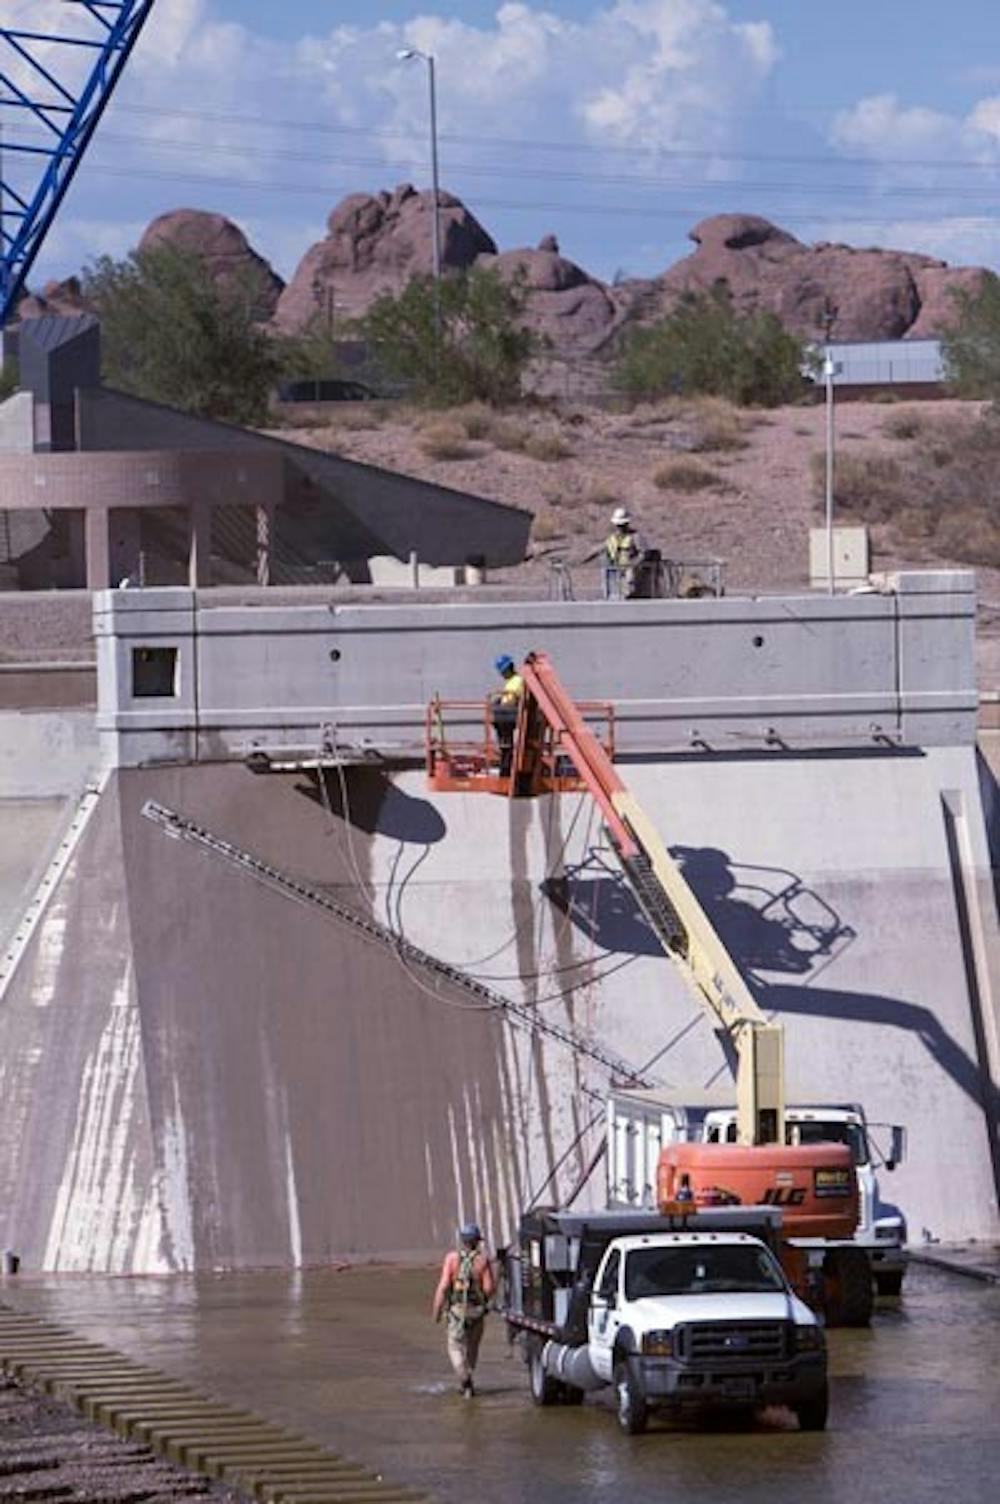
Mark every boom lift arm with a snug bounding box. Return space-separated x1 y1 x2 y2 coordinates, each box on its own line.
428 650 784 1145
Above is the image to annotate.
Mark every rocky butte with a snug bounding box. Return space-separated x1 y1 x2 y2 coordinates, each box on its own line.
18 192 992 357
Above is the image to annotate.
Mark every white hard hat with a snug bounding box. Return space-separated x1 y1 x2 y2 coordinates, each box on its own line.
611 506 631 526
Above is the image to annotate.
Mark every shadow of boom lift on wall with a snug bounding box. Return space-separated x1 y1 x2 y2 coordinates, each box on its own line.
546 842 1000 1138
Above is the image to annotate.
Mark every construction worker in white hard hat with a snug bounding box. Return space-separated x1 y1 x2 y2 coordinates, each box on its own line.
603 507 647 599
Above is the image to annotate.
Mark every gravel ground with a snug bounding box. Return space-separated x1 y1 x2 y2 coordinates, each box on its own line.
275 395 1000 688
0 1375 248 1504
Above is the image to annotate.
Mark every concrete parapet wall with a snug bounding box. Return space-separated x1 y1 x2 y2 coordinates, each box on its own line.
94 571 979 767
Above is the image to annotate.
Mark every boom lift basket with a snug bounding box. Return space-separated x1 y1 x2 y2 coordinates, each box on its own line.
426 694 616 796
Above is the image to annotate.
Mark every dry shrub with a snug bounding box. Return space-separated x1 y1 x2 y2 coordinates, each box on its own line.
653 458 722 492
492 418 530 452
585 485 620 511
532 507 564 541
936 507 1000 567
419 420 472 461
882 411 923 441
688 397 751 452
326 405 385 432
525 431 572 462
457 403 495 441
808 451 906 521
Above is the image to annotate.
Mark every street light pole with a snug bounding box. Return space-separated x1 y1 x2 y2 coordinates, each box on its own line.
426 52 441 289
397 47 442 337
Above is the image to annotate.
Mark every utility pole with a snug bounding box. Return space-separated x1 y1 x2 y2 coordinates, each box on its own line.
822 301 839 597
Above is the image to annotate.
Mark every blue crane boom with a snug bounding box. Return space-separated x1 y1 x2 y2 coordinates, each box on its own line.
0 0 157 327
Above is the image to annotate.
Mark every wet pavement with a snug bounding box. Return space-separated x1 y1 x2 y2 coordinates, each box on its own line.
2 1262 998 1504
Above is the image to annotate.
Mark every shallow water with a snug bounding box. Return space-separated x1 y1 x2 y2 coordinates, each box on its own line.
4 1262 999 1504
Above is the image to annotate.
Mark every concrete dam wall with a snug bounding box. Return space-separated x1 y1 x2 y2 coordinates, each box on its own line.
0 576 997 1271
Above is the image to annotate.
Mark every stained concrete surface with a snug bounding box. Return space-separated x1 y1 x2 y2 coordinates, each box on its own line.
0 740 997 1272
3 1263 999 1504
0 796 67 946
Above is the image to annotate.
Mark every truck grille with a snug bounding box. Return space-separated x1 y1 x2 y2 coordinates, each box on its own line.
675 1321 788 1364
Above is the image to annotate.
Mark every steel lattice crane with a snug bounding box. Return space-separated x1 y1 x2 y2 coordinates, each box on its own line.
0 0 157 327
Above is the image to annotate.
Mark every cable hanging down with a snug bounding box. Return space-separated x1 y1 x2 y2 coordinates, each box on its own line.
140 798 654 1090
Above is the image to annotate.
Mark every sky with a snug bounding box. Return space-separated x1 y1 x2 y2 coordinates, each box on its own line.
7 0 1000 290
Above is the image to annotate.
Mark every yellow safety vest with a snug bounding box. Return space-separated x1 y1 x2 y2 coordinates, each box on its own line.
606 530 638 567
498 673 524 707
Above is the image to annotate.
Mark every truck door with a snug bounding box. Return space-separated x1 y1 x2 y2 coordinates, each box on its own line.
588 1247 622 1381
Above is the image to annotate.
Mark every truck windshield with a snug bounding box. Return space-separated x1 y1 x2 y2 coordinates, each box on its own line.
790 1120 869 1166
624 1245 786 1300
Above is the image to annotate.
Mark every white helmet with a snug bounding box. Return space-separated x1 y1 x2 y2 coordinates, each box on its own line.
611 506 631 527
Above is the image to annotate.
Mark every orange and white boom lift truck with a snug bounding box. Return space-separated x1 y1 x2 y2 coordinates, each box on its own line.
428 650 903 1324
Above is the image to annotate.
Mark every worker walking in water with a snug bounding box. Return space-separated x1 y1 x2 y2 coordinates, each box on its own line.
433 1222 495 1398
490 654 524 777
603 507 646 598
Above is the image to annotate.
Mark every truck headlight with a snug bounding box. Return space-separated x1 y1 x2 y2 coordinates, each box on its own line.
642 1330 673 1356
794 1324 824 1353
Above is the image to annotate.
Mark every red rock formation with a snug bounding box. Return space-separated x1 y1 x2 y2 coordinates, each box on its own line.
647 213 987 342
477 234 621 357
273 184 496 333
139 209 284 319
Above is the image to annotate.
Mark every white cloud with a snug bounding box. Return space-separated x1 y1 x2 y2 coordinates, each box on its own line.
12 0 783 284
832 92 1000 164
824 93 1000 269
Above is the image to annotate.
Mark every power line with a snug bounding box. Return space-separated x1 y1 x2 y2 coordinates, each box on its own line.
106 99 1000 175
65 162 1000 235
20 123 1000 204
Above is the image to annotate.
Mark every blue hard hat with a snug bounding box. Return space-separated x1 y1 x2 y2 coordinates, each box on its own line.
494 654 515 674
459 1222 482 1243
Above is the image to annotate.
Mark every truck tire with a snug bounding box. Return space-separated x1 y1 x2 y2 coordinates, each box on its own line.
795 1382 829 1432
613 1359 648 1436
874 1269 904 1298
823 1248 873 1327
528 1345 562 1407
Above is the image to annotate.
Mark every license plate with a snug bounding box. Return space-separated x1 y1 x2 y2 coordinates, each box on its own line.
721 1378 756 1401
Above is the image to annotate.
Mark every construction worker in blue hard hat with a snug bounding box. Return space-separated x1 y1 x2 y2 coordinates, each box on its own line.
432 1221 495 1398
489 654 524 778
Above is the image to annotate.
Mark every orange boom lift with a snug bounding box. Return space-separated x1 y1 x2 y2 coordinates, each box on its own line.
428 651 870 1322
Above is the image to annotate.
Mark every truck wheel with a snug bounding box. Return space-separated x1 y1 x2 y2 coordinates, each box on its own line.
528 1346 562 1407
795 1383 829 1432
613 1359 648 1436
875 1270 904 1298
823 1248 873 1327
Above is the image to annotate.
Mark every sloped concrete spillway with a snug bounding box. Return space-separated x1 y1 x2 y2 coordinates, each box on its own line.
0 577 998 1270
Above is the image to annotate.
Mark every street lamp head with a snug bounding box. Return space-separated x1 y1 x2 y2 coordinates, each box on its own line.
397 47 421 61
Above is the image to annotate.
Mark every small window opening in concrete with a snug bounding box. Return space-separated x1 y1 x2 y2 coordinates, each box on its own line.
132 646 178 698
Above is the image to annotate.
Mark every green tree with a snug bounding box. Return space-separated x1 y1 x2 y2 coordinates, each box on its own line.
358 266 539 406
82 242 282 425
613 284 808 407
941 272 1000 399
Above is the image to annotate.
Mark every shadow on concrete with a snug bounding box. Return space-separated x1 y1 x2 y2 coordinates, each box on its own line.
549 841 999 1127
761 980 1000 1125
296 768 447 844
545 843 855 977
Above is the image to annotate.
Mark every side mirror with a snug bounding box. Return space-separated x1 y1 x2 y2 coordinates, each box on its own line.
886 1125 906 1171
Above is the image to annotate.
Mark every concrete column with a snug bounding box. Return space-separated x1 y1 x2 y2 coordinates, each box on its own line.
256 501 275 587
188 503 212 588
84 507 111 591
